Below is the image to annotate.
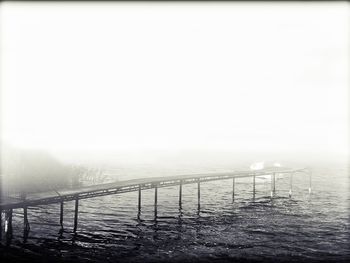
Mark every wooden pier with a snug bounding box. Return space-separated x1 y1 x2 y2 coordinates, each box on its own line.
0 167 311 240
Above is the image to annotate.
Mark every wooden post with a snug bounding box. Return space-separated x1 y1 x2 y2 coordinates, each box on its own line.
138 184 142 215
197 179 200 211
179 180 182 209
5 209 13 243
73 197 79 232
6 209 13 238
8 209 13 233
23 205 30 231
308 170 312 195
232 177 235 202
60 201 64 228
253 175 256 200
271 173 276 197
289 173 293 198
0 174 2 240
0 209 2 240
154 184 158 218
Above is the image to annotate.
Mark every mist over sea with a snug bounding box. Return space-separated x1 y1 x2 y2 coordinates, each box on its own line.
1 2 349 262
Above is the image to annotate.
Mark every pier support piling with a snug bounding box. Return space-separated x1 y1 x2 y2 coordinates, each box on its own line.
232 178 235 202
138 184 142 216
197 179 201 211
23 205 30 231
60 201 64 228
0 209 2 240
5 209 13 239
179 180 182 209
154 184 158 218
253 175 256 200
289 173 293 198
271 173 276 197
308 170 312 195
73 197 79 232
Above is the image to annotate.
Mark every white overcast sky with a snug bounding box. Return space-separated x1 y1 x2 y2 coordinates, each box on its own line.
0 2 349 158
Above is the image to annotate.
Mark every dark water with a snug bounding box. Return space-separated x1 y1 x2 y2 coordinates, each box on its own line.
1 165 349 262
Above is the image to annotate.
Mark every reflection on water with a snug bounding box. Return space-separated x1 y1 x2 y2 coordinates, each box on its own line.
1 166 349 262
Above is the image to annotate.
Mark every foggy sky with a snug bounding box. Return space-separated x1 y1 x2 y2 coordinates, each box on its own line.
1 2 348 162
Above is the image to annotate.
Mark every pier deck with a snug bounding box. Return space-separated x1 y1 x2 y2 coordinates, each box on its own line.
0 167 311 238
0 167 307 210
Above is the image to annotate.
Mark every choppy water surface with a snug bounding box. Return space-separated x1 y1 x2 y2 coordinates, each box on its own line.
2 165 350 262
